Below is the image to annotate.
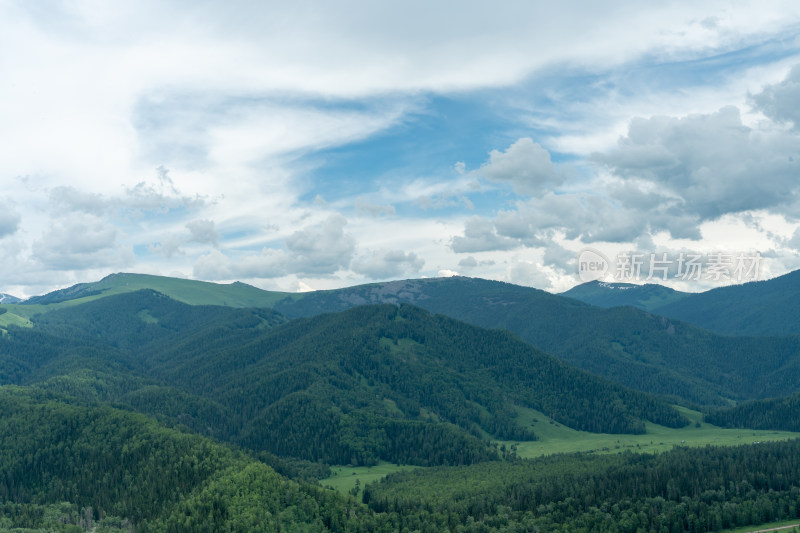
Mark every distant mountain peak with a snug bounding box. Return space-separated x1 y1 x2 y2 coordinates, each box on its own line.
596 282 636 290
18 272 290 309
652 267 800 336
560 280 689 311
0 292 21 304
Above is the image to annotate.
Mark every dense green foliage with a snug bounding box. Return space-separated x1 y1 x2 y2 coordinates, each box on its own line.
705 392 800 432
0 387 373 532
30 288 287 349
561 280 690 311
1 379 799 531
654 269 800 336
0 501 135 532
2 275 800 531
273 276 800 405
0 290 688 468
11 273 800 406
364 439 800 532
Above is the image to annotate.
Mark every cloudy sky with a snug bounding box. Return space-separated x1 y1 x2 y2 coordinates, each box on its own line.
2 0 800 297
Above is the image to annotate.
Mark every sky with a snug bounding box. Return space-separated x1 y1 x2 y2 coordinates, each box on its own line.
2 0 800 298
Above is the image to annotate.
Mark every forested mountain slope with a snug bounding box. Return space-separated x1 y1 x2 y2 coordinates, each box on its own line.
1 383 795 532
1 281 800 531
652 268 800 336
364 439 800 532
12 274 800 408
272 276 800 405
705 392 800 432
1 290 688 467
0 386 378 532
560 280 690 311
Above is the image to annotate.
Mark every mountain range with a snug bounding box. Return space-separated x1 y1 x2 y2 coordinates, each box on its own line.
3 289 689 465
562 270 800 337
2 270 800 530
267 275 800 406
0 292 20 304
6 271 800 407
560 280 690 311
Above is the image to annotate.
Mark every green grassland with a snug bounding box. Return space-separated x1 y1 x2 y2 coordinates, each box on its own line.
321 406 800 494
0 311 32 331
504 405 800 458
321 462 420 494
1 273 296 319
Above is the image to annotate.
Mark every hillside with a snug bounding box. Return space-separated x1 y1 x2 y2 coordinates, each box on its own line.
0 386 375 532
271 276 800 405
8 272 292 318
0 383 794 532
14 273 800 406
652 269 800 336
3 290 689 467
2 282 800 531
560 280 690 311
704 392 800 432
19 269 800 338
364 438 800 532
0 293 20 304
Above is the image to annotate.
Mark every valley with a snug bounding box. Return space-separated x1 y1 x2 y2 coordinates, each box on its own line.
2 272 800 531
323 406 800 496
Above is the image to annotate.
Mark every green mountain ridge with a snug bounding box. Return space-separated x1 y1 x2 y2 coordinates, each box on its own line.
651 268 800 336
560 280 691 311
705 392 800 432
11 273 800 408
12 272 292 315
3 277 800 531
0 386 378 532
0 293 20 304
7 290 689 467
270 276 800 406
1 383 797 532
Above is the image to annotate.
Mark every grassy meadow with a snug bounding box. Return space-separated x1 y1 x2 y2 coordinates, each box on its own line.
322 405 800 494
506 405 800 458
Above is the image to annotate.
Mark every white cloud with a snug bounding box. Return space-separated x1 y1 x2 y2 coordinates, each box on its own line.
193 214 356 280
285 214 355 275
355 198 396 217
46 169 209 219
752 63 800 129
451 216 520 253
0 204 21 238
149 236 185 259
458 256 478 268
186 219 219 246
4 1 800 296
476 137 565 195
789 227 800 251
351 249 424 279
594 106 800 221
31 213 132 270
49 187 109 216
542 241 577 273
454 65 800 269
493 193 645 244
508 261 553 289
193 248 289 280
